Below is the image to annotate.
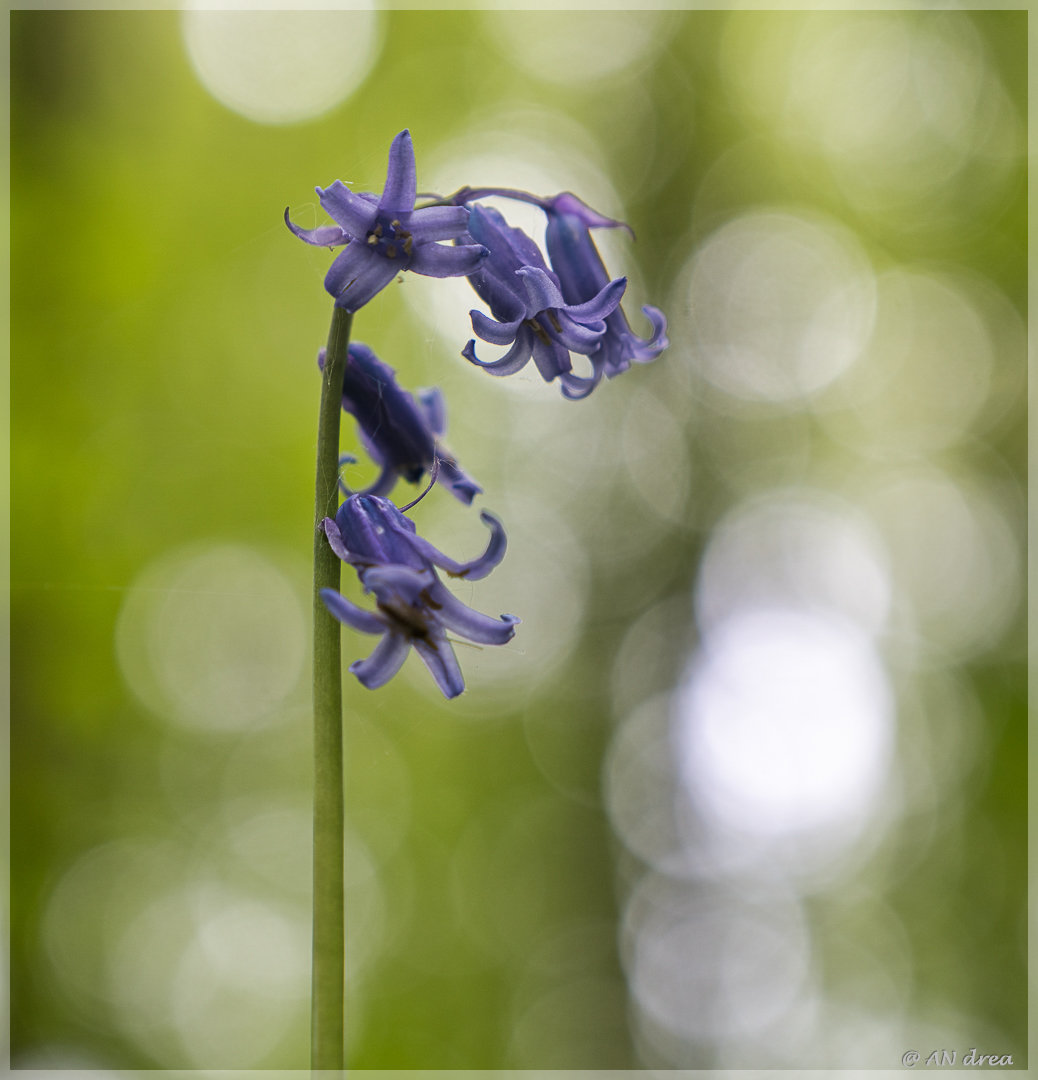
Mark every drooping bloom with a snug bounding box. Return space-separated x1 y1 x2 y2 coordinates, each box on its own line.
461 204 627 400
542 192 668 385
451 187 667 397
318 342 480 504
320 495 519 698
286 130 488 311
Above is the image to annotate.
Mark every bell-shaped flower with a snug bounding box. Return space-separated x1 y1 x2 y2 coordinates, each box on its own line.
319 343 480 504
542 193 667 392
286 130 488 311
320 495 519 698
461 204 627 399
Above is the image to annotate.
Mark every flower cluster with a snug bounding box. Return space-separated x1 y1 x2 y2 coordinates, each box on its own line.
288 129 668 696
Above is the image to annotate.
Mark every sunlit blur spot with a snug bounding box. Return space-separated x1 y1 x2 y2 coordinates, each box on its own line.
675 608 894 839
116 543 305 733
107 880 310 1068
223 799 311 897
625 874 813 1048
683 210 876 403
822 269 995 454
720 13 1022 222
621 388 691 523
181 8 381 124
695 488 892 639
482 11 671 85
864 467 1022 660
42 840 182 1027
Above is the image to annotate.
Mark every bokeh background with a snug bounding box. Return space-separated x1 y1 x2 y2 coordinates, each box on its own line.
10 7 1027 1071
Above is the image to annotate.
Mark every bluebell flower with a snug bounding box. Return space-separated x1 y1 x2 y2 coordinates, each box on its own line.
320 494 519 698
318 342 480 505
286 130 488 311
461 204 627 400
542 192 668 385
451 187 667 397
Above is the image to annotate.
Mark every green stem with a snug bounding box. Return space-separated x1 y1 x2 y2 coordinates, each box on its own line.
311 304 353 1071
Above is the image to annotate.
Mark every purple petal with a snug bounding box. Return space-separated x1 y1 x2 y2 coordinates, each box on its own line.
547 192 632 234
529 335 572 383
435 456 482 505
471 308 523 347
380 129 417 215
629 305 669 360
320 587 386 635
324 241 400 311
553 310 606 353
566 274 627 322
412 632 465 699
463 330 533 376
350 631 411 689
408 510 508 581
407 204 471 243
322 516 355 563
515 265 566 314
559 368 602 400
316 180 378 238
284 207 349 248
427 582 520 644
409 241 489 279
361 564 434 605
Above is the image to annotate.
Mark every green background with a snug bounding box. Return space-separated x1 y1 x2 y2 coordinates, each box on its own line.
11 8 1027 1070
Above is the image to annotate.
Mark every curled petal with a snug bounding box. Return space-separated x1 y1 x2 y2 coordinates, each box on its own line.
320 587 386 635
407 204 471 243
380 129 418 215
324 242 400 311
427 582 519 644
316 180 379 238
409 510 508 581
552 310 606 353
559 368 603 400
471 308 524 347
409 241 489 279
566 274 627 323
350 631 411 689
629 305 669 361
284 208 349 248
412 632 465 699
463 331 533 376
515 265 566 315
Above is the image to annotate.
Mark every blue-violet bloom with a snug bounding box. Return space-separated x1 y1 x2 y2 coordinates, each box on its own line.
461 204 627 400
542 193 668 386
318 342 480 504
286 130 488 311
320 494 519 698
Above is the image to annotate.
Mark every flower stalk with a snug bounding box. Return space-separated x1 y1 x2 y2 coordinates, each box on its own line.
311 304 353 1071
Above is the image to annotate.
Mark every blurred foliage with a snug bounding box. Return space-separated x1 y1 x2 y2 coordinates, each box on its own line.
11 8 1026 1071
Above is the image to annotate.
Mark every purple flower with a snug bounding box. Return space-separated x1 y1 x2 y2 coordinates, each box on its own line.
286 130 488 311
461 204 627 400
320 495 519 698
319 342 481 505
542 193 668 388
